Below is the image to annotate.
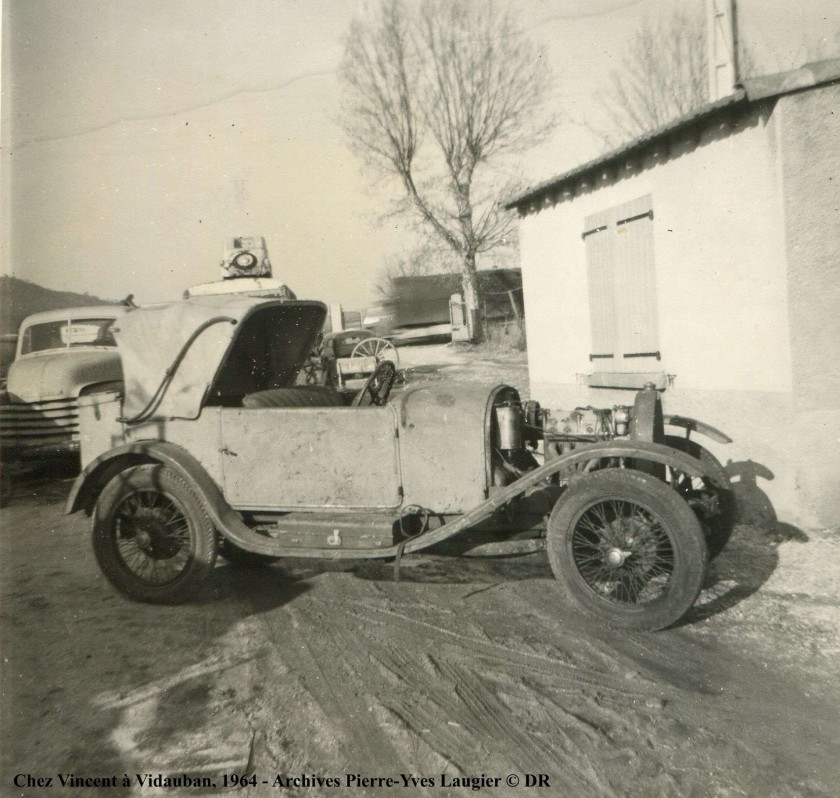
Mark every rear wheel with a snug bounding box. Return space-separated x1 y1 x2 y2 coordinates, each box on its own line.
547 469 707 631
92 464 217 603
663 435 736 558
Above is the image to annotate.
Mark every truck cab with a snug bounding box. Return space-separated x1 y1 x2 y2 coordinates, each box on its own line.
1 305 128 461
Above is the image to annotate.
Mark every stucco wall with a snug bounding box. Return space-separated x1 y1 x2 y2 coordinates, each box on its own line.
778 85 840 523
518 95 838 526
520 101 791 396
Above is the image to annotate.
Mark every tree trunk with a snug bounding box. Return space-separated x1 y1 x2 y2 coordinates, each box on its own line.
461 251 482 342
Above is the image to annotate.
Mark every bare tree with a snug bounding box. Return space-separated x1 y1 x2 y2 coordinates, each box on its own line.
340 0 553 340
590 6 757 147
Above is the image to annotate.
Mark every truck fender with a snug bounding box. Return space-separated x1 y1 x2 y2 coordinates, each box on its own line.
65 440 279 557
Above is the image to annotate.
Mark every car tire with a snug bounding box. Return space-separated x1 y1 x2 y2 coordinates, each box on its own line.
92 464 217 603
547 469 708 631
217 536 280 567
663 435 736 558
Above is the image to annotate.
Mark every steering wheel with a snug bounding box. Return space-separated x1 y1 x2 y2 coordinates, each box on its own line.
352 360 397 407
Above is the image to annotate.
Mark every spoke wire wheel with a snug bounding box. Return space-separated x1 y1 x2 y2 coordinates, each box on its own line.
570 498 675 604
113 489 192 585
301 351 324 385
93 464 217 603
351 337 399 368
547 469 707 631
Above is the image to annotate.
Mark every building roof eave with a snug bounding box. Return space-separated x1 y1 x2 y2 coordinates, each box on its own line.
503 90 747 211
506 57 840 212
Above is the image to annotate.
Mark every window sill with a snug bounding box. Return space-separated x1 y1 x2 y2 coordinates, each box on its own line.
587 371 668 390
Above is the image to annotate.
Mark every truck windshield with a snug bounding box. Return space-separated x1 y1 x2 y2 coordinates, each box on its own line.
20 318 118 355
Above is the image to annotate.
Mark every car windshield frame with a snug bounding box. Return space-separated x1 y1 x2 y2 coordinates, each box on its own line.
19 317 120 356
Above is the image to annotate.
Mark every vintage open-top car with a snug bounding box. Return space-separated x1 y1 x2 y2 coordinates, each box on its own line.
67 294 734 631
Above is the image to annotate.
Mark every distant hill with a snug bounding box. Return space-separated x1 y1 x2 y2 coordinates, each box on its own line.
0 276 118 336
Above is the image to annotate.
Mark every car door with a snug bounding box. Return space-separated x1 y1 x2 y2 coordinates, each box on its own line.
219 405 401 510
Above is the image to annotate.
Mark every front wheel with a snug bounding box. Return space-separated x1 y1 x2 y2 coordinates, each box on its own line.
92 464 217 603
547 469 708 631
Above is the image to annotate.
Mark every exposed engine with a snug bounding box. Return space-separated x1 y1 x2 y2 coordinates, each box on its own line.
490 394 637 488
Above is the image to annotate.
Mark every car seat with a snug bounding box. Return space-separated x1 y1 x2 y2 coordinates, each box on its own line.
241 385 346 409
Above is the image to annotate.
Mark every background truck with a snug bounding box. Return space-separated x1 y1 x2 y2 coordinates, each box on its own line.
0 305 128 466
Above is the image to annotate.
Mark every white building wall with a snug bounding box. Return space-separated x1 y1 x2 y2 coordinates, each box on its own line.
517 102 819 525
521 104 791 398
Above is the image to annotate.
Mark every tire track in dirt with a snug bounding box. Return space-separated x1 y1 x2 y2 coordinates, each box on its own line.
366 641 500 771
316 611 583 792
344 608 620 795
291 602 437 797
434 657 608 796
339 599 661 704
484 580 724 695
303 585 583 786
251 598 412 783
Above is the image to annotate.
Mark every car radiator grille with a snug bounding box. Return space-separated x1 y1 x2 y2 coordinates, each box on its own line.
0 397 79 453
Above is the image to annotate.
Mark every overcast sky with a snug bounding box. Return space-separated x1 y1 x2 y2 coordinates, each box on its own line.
2 0 838 309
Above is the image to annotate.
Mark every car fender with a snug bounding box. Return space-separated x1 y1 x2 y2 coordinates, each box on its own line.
553 439 724 486
65 437 723 562
65 439 283 557
397 440 717 555
663 414 732 444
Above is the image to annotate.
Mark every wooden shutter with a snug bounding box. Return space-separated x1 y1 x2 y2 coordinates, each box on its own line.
583 195 659 378
584 210 616 361
614 196 658 360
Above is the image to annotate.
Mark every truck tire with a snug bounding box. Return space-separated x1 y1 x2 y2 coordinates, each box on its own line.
547 469 708 631
92 464 217 603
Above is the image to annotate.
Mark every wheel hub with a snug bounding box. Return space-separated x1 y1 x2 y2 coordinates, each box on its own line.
605 546 632 567
130 512 181 559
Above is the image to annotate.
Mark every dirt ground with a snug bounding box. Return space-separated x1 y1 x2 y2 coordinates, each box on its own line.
2 345 839 798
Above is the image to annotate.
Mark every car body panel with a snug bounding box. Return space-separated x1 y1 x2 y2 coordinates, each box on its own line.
5 349 123 403
396 383 497 513
74 379 502 515
219 406 401 510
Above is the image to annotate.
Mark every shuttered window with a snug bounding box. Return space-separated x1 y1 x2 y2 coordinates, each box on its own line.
583 195 661 387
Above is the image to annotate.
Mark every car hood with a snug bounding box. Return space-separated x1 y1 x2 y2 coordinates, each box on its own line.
6 350 122 403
